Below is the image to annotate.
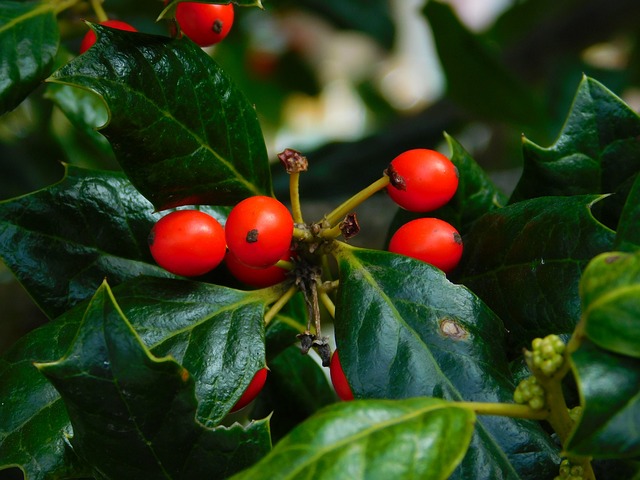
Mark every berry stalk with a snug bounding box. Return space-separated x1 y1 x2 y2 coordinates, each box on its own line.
89 0 108 22
322 175 390 227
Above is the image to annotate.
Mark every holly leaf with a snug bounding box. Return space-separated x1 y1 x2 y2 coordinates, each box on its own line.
566 338 640 458
0 1 59 114
0 165 171 318
0 166 233 319
579 251 640 358
0 308 91 480
37 281 270 479
510 76 640 202
334 244 560 479
458 195 615 353
387 132 507 241
0 276 277 479
49 26 272 210
232 397 474 480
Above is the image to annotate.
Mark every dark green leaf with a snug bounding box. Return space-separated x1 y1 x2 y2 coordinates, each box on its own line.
334 244 560 479
38 281 270 479
387 133 508 242
614 173 640 252
459 195 615 353
49 26 272 210
579 251 640 358
510 76 640 202
265 292 307 361
0 1 59 114
566 338 640 458
0 276 278 478
423 1 548 135
0 298 92 480
0 165 173 318
232 397 475 480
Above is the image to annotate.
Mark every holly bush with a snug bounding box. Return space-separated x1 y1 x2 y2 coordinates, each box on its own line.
1 1 640 480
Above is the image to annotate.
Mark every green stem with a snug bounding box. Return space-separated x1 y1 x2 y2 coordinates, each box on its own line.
322 175 390 227
289 172 304 224
263 285 297 326
318 290 336 318
90 0 108 22
455 401 549 420
293 226 313 242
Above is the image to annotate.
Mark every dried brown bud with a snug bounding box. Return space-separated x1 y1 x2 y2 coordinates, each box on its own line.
278 148 309 174
339 213 360 240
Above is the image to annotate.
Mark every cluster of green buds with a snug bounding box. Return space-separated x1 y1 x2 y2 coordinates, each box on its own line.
531 334 566 376
513 376 546 410
554 459 585 480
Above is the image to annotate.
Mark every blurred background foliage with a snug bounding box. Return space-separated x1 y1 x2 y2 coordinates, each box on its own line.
2 0 640 353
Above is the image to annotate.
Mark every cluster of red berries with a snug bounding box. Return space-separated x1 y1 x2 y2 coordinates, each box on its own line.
79 2 235 54
148 195 294 286
386 148 463 275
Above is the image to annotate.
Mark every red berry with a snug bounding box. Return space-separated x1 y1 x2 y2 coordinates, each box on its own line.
225 196 294 269
148 210 226 277
330 351 354 401
230 367 268 412
225 250 290 288
80 20 137 54
386 149 458 212
388 218 463 273
175 2 234 47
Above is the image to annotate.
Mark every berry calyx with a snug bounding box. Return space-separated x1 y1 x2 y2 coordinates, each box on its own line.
175 2 234 47
225 250 291 288
148 209 226 277
225 196 294 269
330 350 354 401
388 217 463 273
80 20 137 54
230 367 268 412
386 149 458 212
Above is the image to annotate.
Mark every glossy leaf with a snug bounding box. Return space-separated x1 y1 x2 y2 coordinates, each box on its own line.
511 76 640 202
387 133 508 241
579 251 640 357
334 244 560 479
566 338 640 458
232 397 475 480
49 26 272 210
0 276 276 478
0 1 59 114
459 195 615 352
0 310 90 480
423 1 548 135
0 165 173 318
38 281 270 479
